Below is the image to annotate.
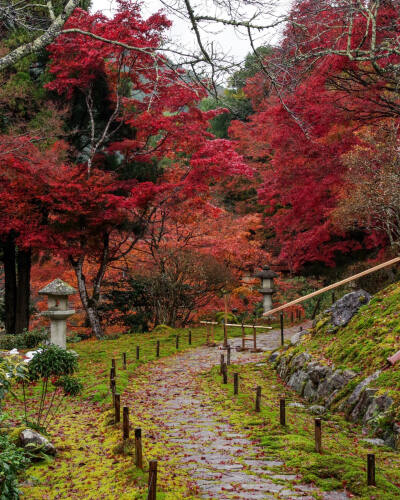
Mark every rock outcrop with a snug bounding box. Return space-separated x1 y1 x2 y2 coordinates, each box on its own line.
325 289 371 327
273 350 398 448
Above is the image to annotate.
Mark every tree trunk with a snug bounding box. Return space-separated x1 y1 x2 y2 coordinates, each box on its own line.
2 236 17 334
15 248 31 334
71 256 105 340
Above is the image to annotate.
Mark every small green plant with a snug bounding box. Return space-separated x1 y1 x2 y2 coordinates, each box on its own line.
0 432 29 500
22 345 82 429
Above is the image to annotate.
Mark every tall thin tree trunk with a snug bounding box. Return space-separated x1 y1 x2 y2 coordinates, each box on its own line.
70 256 105 340
15 248 31 334
3 235 17 334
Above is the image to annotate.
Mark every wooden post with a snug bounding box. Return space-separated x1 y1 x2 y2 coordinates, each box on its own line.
252 324 257 351
290 311 294 324
255 386 261 412
110 367 115 389
147 460 158 500
206 324 210 344
135 428 143 469
111 378 116 403
220 354 225 375
222 363 228 384
176 334 179 349
122 352 127 370
367 454 376 486
280 398 286 426
315 418 322 453
227 344 231 365
234 373 239 395
211 324 215 344
114 393 120 424
223 321 228 348
110 367 116 403
241 323 246 350
123 407 130 440
136 345 140 360
156 340 160 357
188 329 192 345
280 312 284 346
332 291 336 304
111 358 116 371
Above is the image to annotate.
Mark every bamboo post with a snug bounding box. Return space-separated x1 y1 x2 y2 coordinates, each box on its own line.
227 344 231 365
367 454 376 486
156 340 160 357
114 393 120 424
135 428 143 469
280 398 286 426
255 386 261 412
315 419 322 453
136 346 140 360
280 312 284 346
123 407 130 441
147 460 158 500
234 373 239 395
188 329 192 345
122 352 127 370
220 354 225 375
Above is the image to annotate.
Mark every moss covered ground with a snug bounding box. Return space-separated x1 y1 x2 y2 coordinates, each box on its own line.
7 326 244 499
289 282 400 419
5 307 400 499
200 361 400 499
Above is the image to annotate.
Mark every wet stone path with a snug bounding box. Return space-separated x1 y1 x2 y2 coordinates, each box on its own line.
125 325 348 499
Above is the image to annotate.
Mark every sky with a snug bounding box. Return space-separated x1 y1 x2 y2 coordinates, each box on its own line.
91 0 292 64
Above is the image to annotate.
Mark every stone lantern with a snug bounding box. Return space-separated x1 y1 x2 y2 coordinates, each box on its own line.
255 266 278 314
39 278 77 349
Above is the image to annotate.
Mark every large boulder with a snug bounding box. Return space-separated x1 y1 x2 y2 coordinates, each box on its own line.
19 429 56 456
327 290 371 327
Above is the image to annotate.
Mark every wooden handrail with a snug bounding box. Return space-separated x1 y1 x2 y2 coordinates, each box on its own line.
263 256 400 317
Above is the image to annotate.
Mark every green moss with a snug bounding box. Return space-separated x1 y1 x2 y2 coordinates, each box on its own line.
294 281 400 404
200 362 400 499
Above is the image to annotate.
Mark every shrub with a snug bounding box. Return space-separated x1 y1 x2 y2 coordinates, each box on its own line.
27 344 78 381
0 329 48 351
0 433 29 500
23 345 81 430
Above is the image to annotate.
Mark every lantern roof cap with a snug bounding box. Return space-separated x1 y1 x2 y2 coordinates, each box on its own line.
39 278 76 296
255 266 278 279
